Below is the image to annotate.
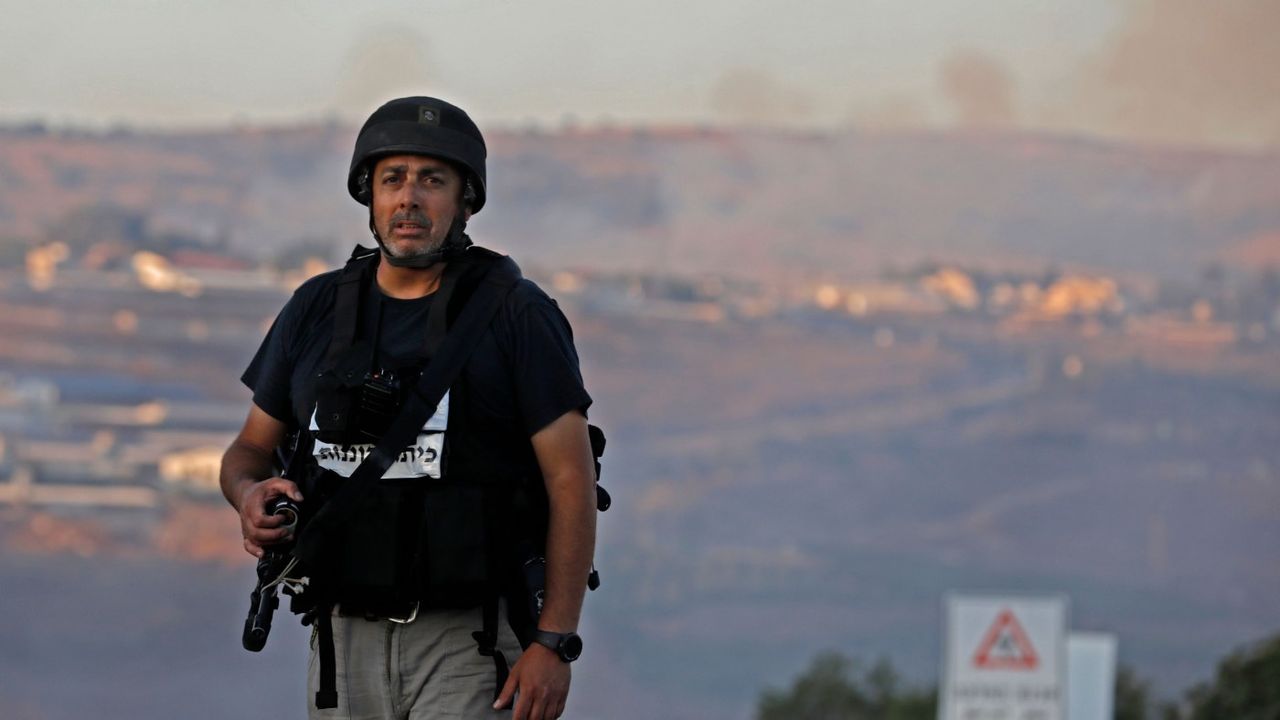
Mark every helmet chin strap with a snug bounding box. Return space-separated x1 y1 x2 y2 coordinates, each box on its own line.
369 209 473 269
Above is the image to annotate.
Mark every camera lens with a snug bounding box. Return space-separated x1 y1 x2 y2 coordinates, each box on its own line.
267 497 300 537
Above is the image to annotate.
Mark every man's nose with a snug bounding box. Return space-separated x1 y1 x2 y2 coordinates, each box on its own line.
397 183 423 209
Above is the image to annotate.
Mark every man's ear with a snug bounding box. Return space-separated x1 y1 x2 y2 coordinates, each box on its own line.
461 179 478 219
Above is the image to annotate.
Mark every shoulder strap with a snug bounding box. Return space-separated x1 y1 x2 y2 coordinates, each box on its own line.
322 245 380 369
295 252 523 563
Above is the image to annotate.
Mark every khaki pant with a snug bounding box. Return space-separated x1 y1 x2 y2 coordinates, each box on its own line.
308 604 524 720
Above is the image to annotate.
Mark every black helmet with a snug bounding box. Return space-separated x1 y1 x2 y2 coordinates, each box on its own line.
347 96 487 213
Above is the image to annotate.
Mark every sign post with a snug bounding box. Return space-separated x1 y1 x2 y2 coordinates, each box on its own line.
940 595 1068 720
1067 632 1117 720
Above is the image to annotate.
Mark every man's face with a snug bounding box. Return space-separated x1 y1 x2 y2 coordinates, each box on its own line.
370 154 470 262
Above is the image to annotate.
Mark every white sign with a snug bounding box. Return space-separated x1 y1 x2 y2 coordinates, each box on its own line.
1066 633 1117 720
941 594 1068 720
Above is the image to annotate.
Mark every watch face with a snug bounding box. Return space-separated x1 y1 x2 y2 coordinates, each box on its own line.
561 633 583 662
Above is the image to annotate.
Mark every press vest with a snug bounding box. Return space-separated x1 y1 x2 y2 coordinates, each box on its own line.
290 247 550 617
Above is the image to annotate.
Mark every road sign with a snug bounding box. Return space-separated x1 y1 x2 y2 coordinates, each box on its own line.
941 595 1068 720
973 608 1040 670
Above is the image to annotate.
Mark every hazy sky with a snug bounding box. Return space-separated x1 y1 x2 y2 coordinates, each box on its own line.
1 0 1116 126
2 0 1276 149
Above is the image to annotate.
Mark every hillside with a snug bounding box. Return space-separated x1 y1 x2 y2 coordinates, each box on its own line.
1 266 1278 718
2 122 1279 718
3 125 1280 283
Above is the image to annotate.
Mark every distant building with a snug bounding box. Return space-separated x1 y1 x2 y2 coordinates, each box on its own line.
1037 275 1123 317
922 268 981 310
1125 314 1237 347
158 447 224 495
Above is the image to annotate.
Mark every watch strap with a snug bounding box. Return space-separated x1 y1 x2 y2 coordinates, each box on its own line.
531 629 582 662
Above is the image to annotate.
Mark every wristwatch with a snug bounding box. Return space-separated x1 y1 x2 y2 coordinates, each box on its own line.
531 629 583 663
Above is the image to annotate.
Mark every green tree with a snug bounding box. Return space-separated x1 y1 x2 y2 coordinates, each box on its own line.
1115 663 1153 720
756 651 936 720
1185 631 1280 720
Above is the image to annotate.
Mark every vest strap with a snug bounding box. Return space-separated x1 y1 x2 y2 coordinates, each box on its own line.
323 246 378 370
471 595 510 702
313 606 338 709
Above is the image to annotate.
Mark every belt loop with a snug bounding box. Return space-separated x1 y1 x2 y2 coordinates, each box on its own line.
388 601 420 624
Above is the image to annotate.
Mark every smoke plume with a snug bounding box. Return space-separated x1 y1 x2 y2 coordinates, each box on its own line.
1069 0 1280 149
334 26 435 116
709 67 815 127
938 49 1018 129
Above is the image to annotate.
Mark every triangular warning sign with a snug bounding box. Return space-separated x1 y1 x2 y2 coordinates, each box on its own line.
972 609 1039 670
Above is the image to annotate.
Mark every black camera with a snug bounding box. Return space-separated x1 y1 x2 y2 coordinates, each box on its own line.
242 496 304 652
315 367 406 445
521 555 547 622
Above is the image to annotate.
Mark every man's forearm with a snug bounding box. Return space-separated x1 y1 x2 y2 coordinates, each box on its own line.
219 440 276 511
538 470 597 633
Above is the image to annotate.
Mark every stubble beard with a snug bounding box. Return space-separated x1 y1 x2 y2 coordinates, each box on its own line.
381 212 445 261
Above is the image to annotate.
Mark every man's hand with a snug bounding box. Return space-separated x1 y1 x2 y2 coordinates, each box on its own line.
493 644 571 720
220 404 294 558
236 477 303 558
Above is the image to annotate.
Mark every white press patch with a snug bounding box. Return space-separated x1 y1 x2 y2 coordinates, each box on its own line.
310 390 449 479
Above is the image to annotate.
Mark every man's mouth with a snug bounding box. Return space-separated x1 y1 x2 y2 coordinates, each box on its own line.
391 220 429 235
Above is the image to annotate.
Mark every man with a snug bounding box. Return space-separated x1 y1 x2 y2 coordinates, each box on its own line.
220 96 597 720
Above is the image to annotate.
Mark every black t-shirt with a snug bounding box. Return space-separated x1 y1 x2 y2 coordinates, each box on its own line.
240 253 592 479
